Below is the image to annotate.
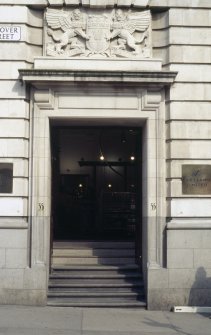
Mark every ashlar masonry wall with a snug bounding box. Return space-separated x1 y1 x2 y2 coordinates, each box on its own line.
149 5 211 309
0 4 47 304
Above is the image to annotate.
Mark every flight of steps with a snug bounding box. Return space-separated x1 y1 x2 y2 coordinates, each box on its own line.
47 241 146 308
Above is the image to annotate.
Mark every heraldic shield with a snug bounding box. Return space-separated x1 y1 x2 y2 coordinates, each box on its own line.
86 15 110 54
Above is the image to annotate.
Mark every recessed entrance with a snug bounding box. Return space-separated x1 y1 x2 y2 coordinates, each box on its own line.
51 126 142 243
49 125 145 307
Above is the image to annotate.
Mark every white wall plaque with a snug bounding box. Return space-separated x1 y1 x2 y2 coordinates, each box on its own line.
0 26 21 41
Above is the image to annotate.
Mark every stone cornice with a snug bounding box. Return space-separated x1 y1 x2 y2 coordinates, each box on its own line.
0 1 149 8
19 68 177 86
1 0 211 9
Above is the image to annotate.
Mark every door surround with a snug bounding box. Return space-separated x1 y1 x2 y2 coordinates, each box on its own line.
28 82 166 277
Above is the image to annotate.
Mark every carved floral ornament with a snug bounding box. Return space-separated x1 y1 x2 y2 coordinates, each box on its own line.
45 7 152 58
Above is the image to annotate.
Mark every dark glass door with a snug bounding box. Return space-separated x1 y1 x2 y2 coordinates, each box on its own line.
51 127 141 241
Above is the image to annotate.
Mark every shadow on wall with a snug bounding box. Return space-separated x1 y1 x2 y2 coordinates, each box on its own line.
189 267 211 307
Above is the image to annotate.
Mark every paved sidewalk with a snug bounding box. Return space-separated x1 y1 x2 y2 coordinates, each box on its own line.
0 305 210 335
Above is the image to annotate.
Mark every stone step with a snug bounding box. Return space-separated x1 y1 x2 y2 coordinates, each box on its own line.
48 291 144 298
52 248 135 257
49 276 142 284
47 300 146 308
53 241 135 249
48 241 145 308
48 286 143 293
47 295 145 303
52 264 139 272
50 272 141 279
49 281 143 288
52 256 135 265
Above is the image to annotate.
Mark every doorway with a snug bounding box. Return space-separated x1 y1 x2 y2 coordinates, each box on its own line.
51 126 141 242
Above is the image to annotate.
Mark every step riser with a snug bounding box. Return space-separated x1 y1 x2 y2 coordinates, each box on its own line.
52 265 139 271
49 279 141 287
51 271 140 279
47 302 146 308
48 297 144 303
50 273 141 279
51 274 141 279
48 288 143 293
50 274 141 282
48 292 144 298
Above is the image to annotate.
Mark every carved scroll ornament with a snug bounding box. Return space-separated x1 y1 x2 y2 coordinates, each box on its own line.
45 7 151 58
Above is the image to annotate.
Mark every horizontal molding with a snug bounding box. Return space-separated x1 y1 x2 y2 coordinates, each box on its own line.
0 198 28 216
170 27 211 45
0 81 26 99
0 100 29 119
0 43 42 63
166 121 211 140
167 140 211 160
150 0 211 9
153 45 211 65
167 138 211 142
168 198 211 217
0 6 43 27
0 138 29 159
169 83 211 101
0 1 48 7
16 25 42 46
167 219 211 230
166 158 211 161
0 0 149 8
19 68 177 86
0 61 32 80
153 27 211 47
1 0 211 9
169 8 211 27
0 218 28 229
0 119 29 138
166 99 211 103
169 45 211 64
165 64 211 83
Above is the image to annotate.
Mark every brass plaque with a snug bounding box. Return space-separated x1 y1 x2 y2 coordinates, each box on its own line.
182 165 211 195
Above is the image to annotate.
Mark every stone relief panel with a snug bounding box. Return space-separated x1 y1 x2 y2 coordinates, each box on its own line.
44 7 152 58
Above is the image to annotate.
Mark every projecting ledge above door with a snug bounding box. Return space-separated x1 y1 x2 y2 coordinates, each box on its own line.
19 66 177 86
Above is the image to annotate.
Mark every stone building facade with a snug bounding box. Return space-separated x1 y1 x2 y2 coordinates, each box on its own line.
0 0 211 309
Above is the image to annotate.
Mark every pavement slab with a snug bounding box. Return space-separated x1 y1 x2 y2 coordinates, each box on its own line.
163 311 211 335
0 306 210 335
82 309 177 333
0 306 82 334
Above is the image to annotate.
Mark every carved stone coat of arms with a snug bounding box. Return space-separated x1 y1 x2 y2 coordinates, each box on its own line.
45 7 152 58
